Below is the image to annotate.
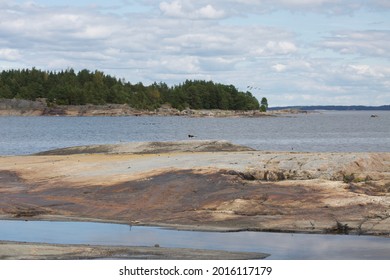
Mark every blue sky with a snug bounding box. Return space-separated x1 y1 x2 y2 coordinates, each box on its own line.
1 0 389 106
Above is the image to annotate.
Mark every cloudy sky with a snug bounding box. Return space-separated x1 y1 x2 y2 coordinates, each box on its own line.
1 0 389 106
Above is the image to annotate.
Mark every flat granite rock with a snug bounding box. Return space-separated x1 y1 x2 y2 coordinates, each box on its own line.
34 140 255 155
0 141 389 236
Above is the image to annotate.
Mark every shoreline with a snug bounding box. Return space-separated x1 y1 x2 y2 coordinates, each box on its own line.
0 99 306 117
1 214 389 237
0 240 268 260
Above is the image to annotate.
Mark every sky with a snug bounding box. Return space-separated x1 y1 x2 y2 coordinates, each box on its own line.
0 0 389 106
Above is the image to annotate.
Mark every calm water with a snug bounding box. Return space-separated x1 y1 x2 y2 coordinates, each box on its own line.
0 220 389 260
1 111 389 259
0 111 389 155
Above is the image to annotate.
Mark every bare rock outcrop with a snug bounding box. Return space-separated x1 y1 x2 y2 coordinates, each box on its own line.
242 152 390 182
35 140 255 155
1 141 389 236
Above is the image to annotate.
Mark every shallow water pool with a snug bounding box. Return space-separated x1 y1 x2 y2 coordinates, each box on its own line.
0 220 389 259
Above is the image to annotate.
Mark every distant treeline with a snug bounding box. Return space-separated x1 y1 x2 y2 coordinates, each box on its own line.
270 105 390 111
0 68 260 110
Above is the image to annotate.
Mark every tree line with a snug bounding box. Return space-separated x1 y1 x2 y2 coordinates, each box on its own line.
0 68 264 111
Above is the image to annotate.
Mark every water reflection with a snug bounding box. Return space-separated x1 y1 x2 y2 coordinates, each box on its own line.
0 220 389 259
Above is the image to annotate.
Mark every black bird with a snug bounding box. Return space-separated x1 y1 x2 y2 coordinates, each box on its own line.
188 134 195 138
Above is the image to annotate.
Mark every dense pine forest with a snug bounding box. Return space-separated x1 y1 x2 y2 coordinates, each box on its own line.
0 68 260 111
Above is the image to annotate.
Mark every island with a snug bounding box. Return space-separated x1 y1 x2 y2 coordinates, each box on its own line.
0 68 264 116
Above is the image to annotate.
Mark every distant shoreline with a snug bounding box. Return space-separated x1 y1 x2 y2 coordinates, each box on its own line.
270 105 390 111
3 98 388 117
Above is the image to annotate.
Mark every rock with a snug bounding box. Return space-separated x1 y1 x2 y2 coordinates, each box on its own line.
42 107 66 116
263 170 286 181
1 141 389 236
34 140 255 155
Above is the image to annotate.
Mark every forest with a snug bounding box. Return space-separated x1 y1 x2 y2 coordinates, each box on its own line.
0 68 261 111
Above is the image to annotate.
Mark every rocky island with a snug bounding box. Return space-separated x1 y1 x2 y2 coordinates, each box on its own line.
0 98 299 117
0 140 389 259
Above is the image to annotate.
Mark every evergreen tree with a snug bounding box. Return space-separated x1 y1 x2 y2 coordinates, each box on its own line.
260 97 268 112
0 68 263 111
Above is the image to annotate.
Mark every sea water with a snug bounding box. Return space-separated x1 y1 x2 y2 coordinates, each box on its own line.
1 111 389 259
0 111 389 155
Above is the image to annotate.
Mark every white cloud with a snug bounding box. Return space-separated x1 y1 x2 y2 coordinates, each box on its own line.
160 56 200 73
272 64 287 72
159 0 183 17
348 64 385 78
256 41 298 55
159 0 225 19
195 4 225 19
271 60 312 72
74 25 114 40
278 0 340 7
168 0 386 16
320 30 390 57
263 58 390 106
0 48 22 61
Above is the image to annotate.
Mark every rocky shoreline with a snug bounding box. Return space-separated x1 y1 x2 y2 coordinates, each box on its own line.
0 241 268 260
0 98 304 117
0 140 389 259
1 140 389 234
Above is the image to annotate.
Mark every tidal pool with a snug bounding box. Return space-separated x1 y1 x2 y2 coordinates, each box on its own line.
0 220 389 259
